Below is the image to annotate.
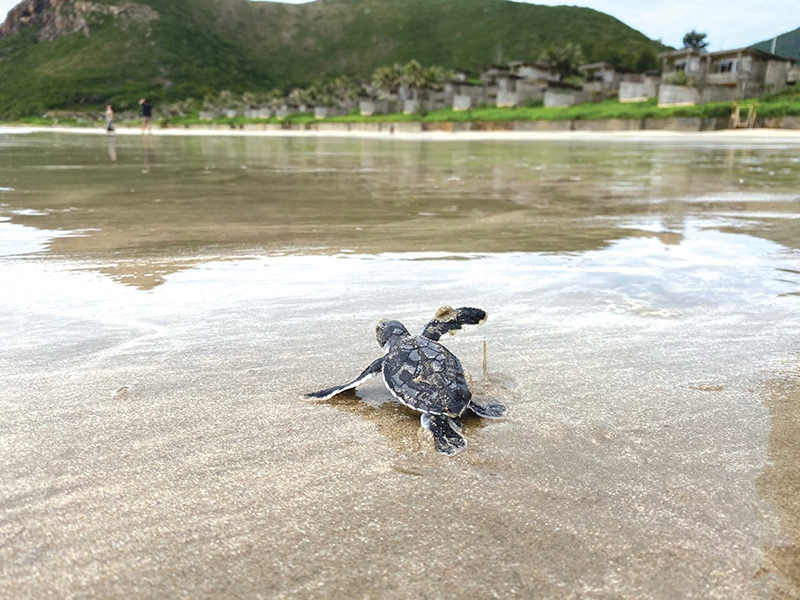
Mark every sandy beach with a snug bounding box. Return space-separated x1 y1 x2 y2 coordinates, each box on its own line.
1 128 799 598
4 122 800 143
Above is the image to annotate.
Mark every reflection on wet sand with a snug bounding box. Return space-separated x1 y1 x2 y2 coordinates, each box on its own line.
107 135 117 162
77 257 242 290
758 362 800 595
1 133 799 288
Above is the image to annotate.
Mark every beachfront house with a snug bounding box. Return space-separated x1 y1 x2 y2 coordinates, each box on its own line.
578 62 658 101
447 81 487 111
658 47 796 106
509 61 560 82
578 62 623 94
479 61 561 107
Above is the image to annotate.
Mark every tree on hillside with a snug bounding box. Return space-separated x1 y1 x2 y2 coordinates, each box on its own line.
421 65 454 91
328 75 360 104
287 87 312 108
634 49 659 72
682 30 709 51
371 63 405 96
298 76 360 107
401 60 426 91
371 61 452 99
265 88 285 109
538 42 585 79
242 92 258 109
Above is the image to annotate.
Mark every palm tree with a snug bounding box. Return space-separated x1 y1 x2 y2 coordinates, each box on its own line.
287 87 311 109
241 92 258 109
421 65 454 91
538 42 585 79
265 88 285 109
371 63 404 97
401 59 426 91
329 75 360 105
216 89 242 109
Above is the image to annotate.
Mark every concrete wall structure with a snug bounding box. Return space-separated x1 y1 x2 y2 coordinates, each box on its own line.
359 100 400 116
765 60 791 88
359 101 377 116
402 100 418 114
512 120 573 131
657 84 701 107
453 95 472 111
619 80 657 102
700 86 745 103
544 90 589 108
313 107 347 119
173 115 800 135
495 90 519 108
516 81 548 104
446 83 488 106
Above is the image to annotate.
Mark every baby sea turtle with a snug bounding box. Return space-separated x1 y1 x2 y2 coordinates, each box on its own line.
305 306 508 455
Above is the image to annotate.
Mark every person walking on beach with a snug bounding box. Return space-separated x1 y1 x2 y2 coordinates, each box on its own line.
139 98 152 135
105 104 115 133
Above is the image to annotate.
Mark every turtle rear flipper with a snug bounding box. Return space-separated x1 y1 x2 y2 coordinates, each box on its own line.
421 414 467 456
468 400 508 419
305 357 382 400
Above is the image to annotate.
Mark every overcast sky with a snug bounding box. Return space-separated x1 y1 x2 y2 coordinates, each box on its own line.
1 0 796 51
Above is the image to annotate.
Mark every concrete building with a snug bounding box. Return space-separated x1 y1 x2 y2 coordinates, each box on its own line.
579 62 623 93
578 62 655 101
658 47 796 106
480 62 561 107
509 61 560 82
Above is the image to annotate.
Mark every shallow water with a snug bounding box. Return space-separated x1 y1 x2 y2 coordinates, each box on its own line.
1 130 800 598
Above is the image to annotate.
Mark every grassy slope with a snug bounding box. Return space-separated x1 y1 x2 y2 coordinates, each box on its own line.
751 26 800 60
0 0 275 117
0 0 666 118
244 0 665 85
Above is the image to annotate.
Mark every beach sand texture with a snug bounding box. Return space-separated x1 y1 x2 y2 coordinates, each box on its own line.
1 129 799 598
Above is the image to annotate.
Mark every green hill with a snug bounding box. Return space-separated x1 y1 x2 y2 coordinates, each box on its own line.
751 26 800 60
0 0 667 118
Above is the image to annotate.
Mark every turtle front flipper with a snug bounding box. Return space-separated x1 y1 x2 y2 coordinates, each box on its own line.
468 399 508 419
305 357 383 400
421 306 487 342
421 413 467 456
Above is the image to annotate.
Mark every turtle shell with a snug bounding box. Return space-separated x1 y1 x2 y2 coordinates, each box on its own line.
381 334 471 417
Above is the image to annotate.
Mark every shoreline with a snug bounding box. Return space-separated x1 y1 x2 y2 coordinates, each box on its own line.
3 122 800 143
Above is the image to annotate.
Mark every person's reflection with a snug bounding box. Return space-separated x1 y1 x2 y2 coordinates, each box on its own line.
142 134 155 173
107 135 117 162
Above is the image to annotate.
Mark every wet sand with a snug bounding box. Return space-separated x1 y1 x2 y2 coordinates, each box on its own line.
5 123 800 143
1 131 799 598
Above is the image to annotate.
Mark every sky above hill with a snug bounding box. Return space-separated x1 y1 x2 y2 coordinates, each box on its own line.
0 0 796 52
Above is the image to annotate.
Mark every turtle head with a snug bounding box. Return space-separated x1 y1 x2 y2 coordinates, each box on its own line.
376 319 409 347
